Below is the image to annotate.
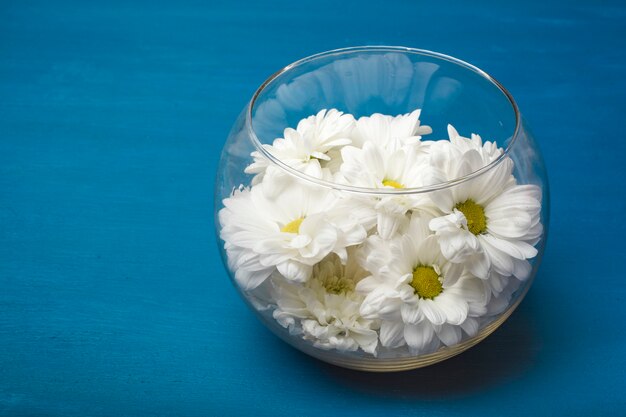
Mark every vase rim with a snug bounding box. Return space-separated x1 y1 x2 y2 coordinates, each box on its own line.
246 45 521 195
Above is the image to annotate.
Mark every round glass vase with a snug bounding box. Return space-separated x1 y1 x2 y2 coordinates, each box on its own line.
214 47 549 372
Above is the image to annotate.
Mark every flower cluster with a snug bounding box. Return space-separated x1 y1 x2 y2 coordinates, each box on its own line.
219 109 542 356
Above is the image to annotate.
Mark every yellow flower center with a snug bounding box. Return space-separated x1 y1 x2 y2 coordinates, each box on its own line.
411 265 443 300
455 199 487 235
321 274 355 295
382 179 404 189
280 217 304 234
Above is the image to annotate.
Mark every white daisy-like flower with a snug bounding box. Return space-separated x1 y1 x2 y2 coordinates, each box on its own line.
337 140 439 239
271 251 379 355
350 109 432 149
357 214 487 354
218 181 367 290
427 125 543 280
245 109 355 183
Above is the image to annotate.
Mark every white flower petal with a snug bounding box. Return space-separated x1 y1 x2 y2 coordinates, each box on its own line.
481 234 538 260
487 213 533 240
441 262 464 287
454 149 483 178
460 318 480 337
415 235 444 266
256 247 296 267
355 275 381 293
404 322 435 353
380 320 406 348
360 289 392 318
435 324 462 346
435 293 468 325
479 236 515 276
289 234 313 249
466 251 491 279
234 266 273 291
512 258 532 281
419 299 446 325
401 303 423 324
351 330 379 355
432 218 480 264
449 277 488 311
277 260 312 283
428 188 455 213
473 159 514 204
377 212 405 240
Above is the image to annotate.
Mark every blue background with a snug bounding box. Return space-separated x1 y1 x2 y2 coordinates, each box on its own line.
1 1 625 415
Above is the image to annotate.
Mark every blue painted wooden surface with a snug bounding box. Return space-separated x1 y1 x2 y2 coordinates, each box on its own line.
1 1 625 415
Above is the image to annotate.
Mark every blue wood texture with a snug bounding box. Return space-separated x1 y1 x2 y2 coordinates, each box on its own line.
1 0 625 415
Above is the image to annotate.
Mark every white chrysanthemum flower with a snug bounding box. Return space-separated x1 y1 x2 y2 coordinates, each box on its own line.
350 109 432 149
245 109 355 183
357 214 487 354
271 252 380 355
428 125 543 280
219 182 367 290
337 140 439 239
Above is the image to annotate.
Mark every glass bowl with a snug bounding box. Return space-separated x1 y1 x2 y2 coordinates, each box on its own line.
214 46 549 372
